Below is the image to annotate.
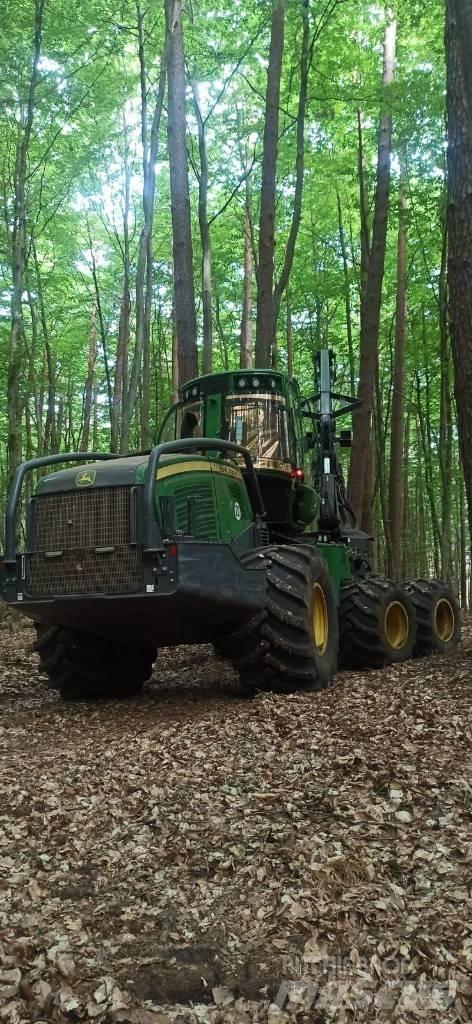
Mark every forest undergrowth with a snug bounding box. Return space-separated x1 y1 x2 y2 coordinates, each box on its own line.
0 624 471 1023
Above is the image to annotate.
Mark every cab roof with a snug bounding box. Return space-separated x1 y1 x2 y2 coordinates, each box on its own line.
180 368 298 403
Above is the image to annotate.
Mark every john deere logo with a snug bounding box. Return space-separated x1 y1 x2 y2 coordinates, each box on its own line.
76 470 96 487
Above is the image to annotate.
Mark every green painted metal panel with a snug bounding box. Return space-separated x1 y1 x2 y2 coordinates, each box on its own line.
315 542 352 604
213 472 253 542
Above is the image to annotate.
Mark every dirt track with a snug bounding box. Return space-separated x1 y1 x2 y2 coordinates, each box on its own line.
1 624 472 1023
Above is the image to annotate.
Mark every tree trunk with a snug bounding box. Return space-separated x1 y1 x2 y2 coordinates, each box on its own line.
192 79 213 374
387 164 408 579
255 0 285 367
126 4 167 450
7 0 45 478
348 15 396 525
416 369 441 575
166 0 197 385
459 477 468 606
172 295 179 403
271 0 310 333
357 109 371 312
446 0 472 548
401 406 411 578
111 120 131 454
438 207 453 579
82 304 97 451
286 286 293 376
336 188 355 394
240 181 253 369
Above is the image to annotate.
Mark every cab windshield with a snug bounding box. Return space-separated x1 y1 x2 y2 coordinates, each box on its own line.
224 393 291 470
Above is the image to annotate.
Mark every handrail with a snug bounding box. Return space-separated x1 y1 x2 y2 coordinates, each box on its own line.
4 452 119 565
143 437 265 552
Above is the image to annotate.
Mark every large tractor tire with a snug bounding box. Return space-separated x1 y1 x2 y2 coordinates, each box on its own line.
339 577 416 669
219 545 338 695
404 579 461 656
34 624 156 699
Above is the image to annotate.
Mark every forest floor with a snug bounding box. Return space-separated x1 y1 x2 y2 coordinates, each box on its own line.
0 624 472 1024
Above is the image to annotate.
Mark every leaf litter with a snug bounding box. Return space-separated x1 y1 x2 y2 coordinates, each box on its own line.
0 620 472 1023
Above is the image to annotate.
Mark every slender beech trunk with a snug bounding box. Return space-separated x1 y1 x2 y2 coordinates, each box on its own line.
401 406 411 578
446 0 472 548
192 79 213 374
8 0 45 478
127 4 167 451
286 286 293 376
240 181 254 369
438 209 453 579
255 0 285 366
459 478 468 606
336 188 355 394
82 305 97 451
26 282 42 451
416 369 441 575
348 15 396 526
387 163 408 579
171 295 179 403
93 385 99 451
357 109 371 313
111 124 131 453
271 0 310 333
215 294 230 370
33 242 56 453
166 0 197 384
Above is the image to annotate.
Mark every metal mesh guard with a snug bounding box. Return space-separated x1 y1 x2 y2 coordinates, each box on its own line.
26 487 142 597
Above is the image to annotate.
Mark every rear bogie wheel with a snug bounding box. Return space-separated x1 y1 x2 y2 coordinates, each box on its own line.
404 579 461 656
34 624 156 699
339 577 416 669
218 545 339 695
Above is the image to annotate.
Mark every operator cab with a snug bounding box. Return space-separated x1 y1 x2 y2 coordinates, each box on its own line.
158 369 319 537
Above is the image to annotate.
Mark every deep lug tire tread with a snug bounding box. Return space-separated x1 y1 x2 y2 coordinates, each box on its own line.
339 576 416 669
34 624 156 699
218 545 338 695
404 578 461 656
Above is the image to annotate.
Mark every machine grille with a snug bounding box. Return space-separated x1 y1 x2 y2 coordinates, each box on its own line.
26 487 142 597
173 479 218 539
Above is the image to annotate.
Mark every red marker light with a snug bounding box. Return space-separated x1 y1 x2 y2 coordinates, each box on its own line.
290 467 305 481
167 544 178 557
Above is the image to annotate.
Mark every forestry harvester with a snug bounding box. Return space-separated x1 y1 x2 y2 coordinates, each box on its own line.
1 350 460 698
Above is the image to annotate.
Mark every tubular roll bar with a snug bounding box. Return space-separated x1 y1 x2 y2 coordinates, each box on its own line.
143 437 265 552
4 440 265 565
4 452 119 566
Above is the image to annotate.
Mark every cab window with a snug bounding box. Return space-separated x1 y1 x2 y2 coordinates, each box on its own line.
158 400 204 443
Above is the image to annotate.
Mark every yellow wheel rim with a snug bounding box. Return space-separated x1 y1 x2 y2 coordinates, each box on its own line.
312 583 328 655
434 598 455 642
384 601 409 650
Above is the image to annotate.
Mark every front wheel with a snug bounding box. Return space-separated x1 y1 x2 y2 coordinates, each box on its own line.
219 545 339 695
34 625 156 699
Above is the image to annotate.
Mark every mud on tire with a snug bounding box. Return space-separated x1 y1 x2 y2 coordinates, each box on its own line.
218 545 338 695
339 577 416 669
34 625 156 699
404 578 461 656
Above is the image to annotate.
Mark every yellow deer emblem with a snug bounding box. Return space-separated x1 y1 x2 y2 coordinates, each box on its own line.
76 470 96 487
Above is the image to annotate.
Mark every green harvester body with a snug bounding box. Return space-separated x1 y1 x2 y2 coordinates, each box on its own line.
1 350 459 697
